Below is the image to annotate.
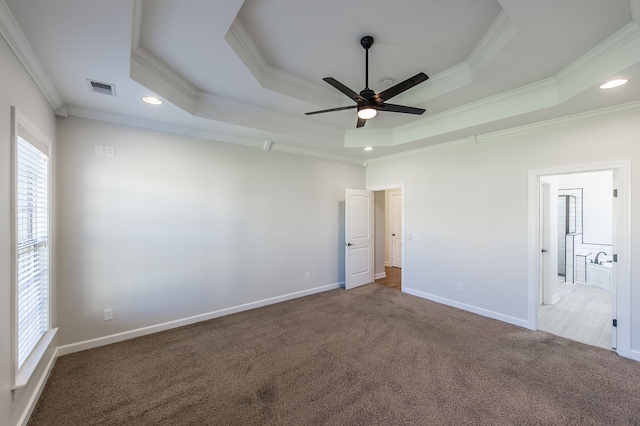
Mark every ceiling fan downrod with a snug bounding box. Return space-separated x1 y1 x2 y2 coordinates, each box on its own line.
361 36 374 90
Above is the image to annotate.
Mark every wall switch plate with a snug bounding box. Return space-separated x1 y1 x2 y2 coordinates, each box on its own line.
94 145 104 156
105 146 115 157
104 308 114 321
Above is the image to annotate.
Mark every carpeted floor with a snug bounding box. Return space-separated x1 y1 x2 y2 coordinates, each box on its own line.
29 284 640 425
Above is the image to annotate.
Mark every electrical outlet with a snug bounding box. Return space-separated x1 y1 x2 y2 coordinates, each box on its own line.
456 282 463 291
306 272 311 280
104 308 114 321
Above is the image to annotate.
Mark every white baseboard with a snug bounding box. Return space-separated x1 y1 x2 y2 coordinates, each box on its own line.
57 282 342 357
374 272 387 280
629 349 640 362
403 286 530 329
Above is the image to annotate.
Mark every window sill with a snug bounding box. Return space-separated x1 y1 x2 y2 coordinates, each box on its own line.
13 328 58 390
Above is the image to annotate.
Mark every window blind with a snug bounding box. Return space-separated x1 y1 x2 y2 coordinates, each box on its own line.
16 133 49 369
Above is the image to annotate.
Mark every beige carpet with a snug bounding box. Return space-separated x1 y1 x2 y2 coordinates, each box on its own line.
29 284 640 425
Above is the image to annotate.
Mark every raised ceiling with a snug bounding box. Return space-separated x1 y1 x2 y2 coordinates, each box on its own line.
3 0 640 162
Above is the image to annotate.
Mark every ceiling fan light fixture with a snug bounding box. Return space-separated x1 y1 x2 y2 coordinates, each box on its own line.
357 107 377 119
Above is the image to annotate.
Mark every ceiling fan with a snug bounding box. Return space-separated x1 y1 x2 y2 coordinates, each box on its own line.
305 36 429 128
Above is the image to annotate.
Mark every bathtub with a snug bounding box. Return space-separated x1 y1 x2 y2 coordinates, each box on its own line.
587 262 612 291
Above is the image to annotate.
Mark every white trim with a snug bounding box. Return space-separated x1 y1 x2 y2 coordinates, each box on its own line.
12 329 57 390
65 107 361 165
57 282 342 356
224 18 339 107
13 346 58 426
404 287 529 329
527 160 632 358
0 1 64 109
10 107 55 392
367 183 405 292
374 272 387 280
367 100 640 165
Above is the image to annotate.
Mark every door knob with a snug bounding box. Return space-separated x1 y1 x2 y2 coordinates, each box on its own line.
541 249 548 253
346 243 354 246
392 233 396 236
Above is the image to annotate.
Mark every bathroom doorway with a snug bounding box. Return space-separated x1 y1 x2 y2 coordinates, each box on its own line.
538 170 614 349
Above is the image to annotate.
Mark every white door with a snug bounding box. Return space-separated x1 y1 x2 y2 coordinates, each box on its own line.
540 181 553 304
611 170 618 349
390 191 402 268
345 188 374 289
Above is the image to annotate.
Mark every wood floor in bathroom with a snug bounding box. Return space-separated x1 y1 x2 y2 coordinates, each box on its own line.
538 280 612 350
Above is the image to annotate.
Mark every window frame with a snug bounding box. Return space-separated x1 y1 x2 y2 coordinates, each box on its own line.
10 106 57 390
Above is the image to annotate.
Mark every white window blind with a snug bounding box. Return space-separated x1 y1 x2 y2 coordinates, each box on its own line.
16 130 50 370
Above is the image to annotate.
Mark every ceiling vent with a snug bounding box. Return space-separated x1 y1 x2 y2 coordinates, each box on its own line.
87 79 116 96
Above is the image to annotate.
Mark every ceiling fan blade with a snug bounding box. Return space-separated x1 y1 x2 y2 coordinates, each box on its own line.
305 105 357 115
356 116 367 128
377 72 429 102
323 77 367 103
379 103 426 115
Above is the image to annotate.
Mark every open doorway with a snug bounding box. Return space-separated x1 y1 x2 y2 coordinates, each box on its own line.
374 189 402 291
538 171 614 350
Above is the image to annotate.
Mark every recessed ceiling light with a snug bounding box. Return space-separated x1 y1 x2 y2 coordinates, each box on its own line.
599 79 628 89
364 146 373 151
142 96 163 105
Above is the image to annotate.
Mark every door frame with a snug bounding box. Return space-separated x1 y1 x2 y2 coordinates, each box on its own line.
369 183 405 291
390 190 403 268
539 180 559 305
527 161 631 358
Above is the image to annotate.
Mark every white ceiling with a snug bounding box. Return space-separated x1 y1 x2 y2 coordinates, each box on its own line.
3 0 640 162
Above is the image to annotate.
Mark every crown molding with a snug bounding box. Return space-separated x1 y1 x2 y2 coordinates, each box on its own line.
402 10 517 106
476 99 640 144
224 18 340 107
0 0 64 110
66 106 263 148
131 47 198 99
270 143 363 165
555 21 640 87
64 106 359 164
348 19 640 149
365 138 474 166
366 100 640 165
466 10 516 73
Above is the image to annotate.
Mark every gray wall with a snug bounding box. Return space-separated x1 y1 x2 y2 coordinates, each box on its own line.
0 36 57 426
55 116 365 346
366 107 640 360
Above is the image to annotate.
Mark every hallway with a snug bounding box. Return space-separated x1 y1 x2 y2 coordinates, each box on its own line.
376 267 401 290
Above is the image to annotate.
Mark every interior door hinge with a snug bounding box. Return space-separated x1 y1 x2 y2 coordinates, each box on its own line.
613 319 617 327
613 189 618 197
613 254 618 262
